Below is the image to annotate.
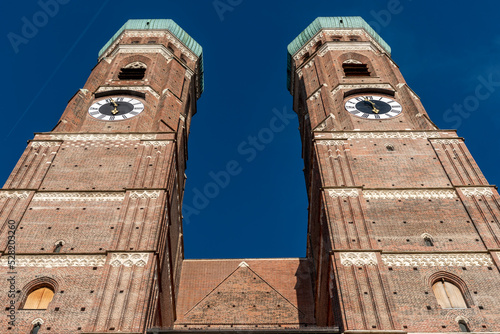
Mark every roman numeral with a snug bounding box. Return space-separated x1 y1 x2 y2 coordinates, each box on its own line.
97 114 106 119
89 111 99 115
116 98 124 102
375 114 380 119
361 113 369 118
109 116 115 121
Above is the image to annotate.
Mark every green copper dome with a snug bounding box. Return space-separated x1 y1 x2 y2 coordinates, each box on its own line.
99 19 204 95
287 16 391 92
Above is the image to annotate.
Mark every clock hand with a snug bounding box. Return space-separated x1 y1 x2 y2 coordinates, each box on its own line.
363 97 379 114
109 98 118 107
111 107 119 115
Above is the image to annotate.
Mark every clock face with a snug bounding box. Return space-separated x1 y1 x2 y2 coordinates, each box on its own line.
344 95 402 119
88 97 145 121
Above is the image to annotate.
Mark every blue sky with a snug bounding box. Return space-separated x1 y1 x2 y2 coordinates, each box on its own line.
2 0 500 259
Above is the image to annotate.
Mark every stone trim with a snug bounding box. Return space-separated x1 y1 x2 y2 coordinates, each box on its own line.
459 187 495 198
0 254 106 268
107 43 175 64
32 192 125 202
129 190 161 199
331 83 394 96
125 31 198 61
363 189 457 200
95 85 160 99
50 133 156 141
313 113 336 132
293 29 387 61
140 141 171 147
100 30 198 62
328 189 359 198
316 131 442 140
340 252 378 266
307 86 323 101
30 141 61 148
0 191 30 199
430 139 462 145
317 140 345 146
318 41 379 57
381 253 493 267
109 253 150 267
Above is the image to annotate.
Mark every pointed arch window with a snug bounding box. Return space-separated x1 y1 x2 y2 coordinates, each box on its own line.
54 241 64 253
342 59 370 77
31 322 42 334
118 62 146 80
458 320 470 332
421 233 434 246
432 279 467 309
24 287 54 310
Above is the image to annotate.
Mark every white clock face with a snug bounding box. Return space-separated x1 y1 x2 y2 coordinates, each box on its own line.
88 97 145 121
344 95 402 119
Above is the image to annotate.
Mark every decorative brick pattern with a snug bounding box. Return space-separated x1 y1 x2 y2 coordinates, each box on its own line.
328 188 359 198
363 189 457 200
109 253 150 267
381 253 493 267
339 252 378 266
0 254 106 267
0 191 30 199
459 187 495 198
32 192 125 201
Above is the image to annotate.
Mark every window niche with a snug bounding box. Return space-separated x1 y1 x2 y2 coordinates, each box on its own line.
458 320 470 332
342 59 370 77
30 319 44 334
118 61 147 80
421 233 434 247
54 240 64 253
23 286 55 310
432 279 467 309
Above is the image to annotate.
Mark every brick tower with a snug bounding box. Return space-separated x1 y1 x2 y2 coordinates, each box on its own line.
3 15 500 334
1 19 203 333
287 17 500 333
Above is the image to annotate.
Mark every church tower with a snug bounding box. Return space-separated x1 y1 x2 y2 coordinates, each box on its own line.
288 17 500 333
1 19 202 333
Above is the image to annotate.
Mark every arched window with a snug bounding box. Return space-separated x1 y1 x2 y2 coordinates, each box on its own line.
342 59 370 77
24 287 54 310
54 241 64 253
458 320 470 332
432 279 467 309
31 322 42 334
118 62 146 80
421 233 434 246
